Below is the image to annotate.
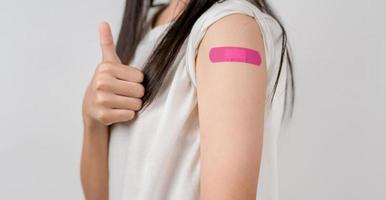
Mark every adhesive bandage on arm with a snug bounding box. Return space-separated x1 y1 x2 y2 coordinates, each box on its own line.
209 47 262 67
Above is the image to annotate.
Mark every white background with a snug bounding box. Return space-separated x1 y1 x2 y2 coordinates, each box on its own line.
0 0 385 199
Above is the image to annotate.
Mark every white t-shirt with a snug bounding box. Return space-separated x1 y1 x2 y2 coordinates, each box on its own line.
109 0 288 199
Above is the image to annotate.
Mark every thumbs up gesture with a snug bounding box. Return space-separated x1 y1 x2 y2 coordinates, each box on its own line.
82 22 145 127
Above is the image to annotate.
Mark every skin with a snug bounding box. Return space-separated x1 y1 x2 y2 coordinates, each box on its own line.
81 22 145 200
196 14 266 199
81 0 266 199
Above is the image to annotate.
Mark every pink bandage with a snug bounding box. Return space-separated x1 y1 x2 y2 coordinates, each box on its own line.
209 47 262 66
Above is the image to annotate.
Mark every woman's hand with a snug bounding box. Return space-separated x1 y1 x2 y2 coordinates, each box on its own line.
82 22 145 129
81 22 143 200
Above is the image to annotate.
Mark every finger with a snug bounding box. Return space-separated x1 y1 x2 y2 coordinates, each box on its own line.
98 76 145 98
102 93 143 111
110 79 145 98
109 65 144 83
99 21 120 63
104 109 136 125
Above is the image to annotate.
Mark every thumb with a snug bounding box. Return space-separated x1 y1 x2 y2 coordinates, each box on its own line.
99 21 120 63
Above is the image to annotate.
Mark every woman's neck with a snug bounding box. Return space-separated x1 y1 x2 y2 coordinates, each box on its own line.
168 0 189 14
169 0 189 7
153 0 189 27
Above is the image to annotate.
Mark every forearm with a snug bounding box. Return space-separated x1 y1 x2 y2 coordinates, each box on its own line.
80 21 144 200
80 121 110 200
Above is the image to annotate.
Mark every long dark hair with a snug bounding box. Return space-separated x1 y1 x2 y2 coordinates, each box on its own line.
116 0 295 123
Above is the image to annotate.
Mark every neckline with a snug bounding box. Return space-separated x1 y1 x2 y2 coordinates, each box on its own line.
143 21 172 42
142 5 171 39
149 21 173 33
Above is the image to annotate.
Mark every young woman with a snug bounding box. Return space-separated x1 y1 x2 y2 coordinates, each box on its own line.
81 0 294 199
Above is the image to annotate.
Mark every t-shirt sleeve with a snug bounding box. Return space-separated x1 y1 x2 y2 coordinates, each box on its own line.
184 0 278 88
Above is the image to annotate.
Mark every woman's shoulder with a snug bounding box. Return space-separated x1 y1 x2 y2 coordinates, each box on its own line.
199 0 271 22
185 0 284 87
189 0 281 41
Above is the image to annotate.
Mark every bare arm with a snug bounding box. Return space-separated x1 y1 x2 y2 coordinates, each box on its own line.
196 14 267 199
80 123 110 200
80 22 144 200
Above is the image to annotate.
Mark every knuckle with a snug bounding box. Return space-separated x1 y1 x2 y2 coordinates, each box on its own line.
94 79 109 91
127 110 135 120
136 84 145 98
132 98 143 111
136 71 144 82
129 67 144 82
96 93 108 106
96 110 110 125
97 62 113 74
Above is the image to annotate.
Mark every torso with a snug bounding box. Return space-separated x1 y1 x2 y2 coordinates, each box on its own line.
108 1 288 199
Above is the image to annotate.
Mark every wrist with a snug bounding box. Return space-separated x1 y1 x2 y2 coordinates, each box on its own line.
83 115 108 134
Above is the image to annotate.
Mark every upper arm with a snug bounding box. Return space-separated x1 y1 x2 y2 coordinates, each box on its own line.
196 14 267 200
